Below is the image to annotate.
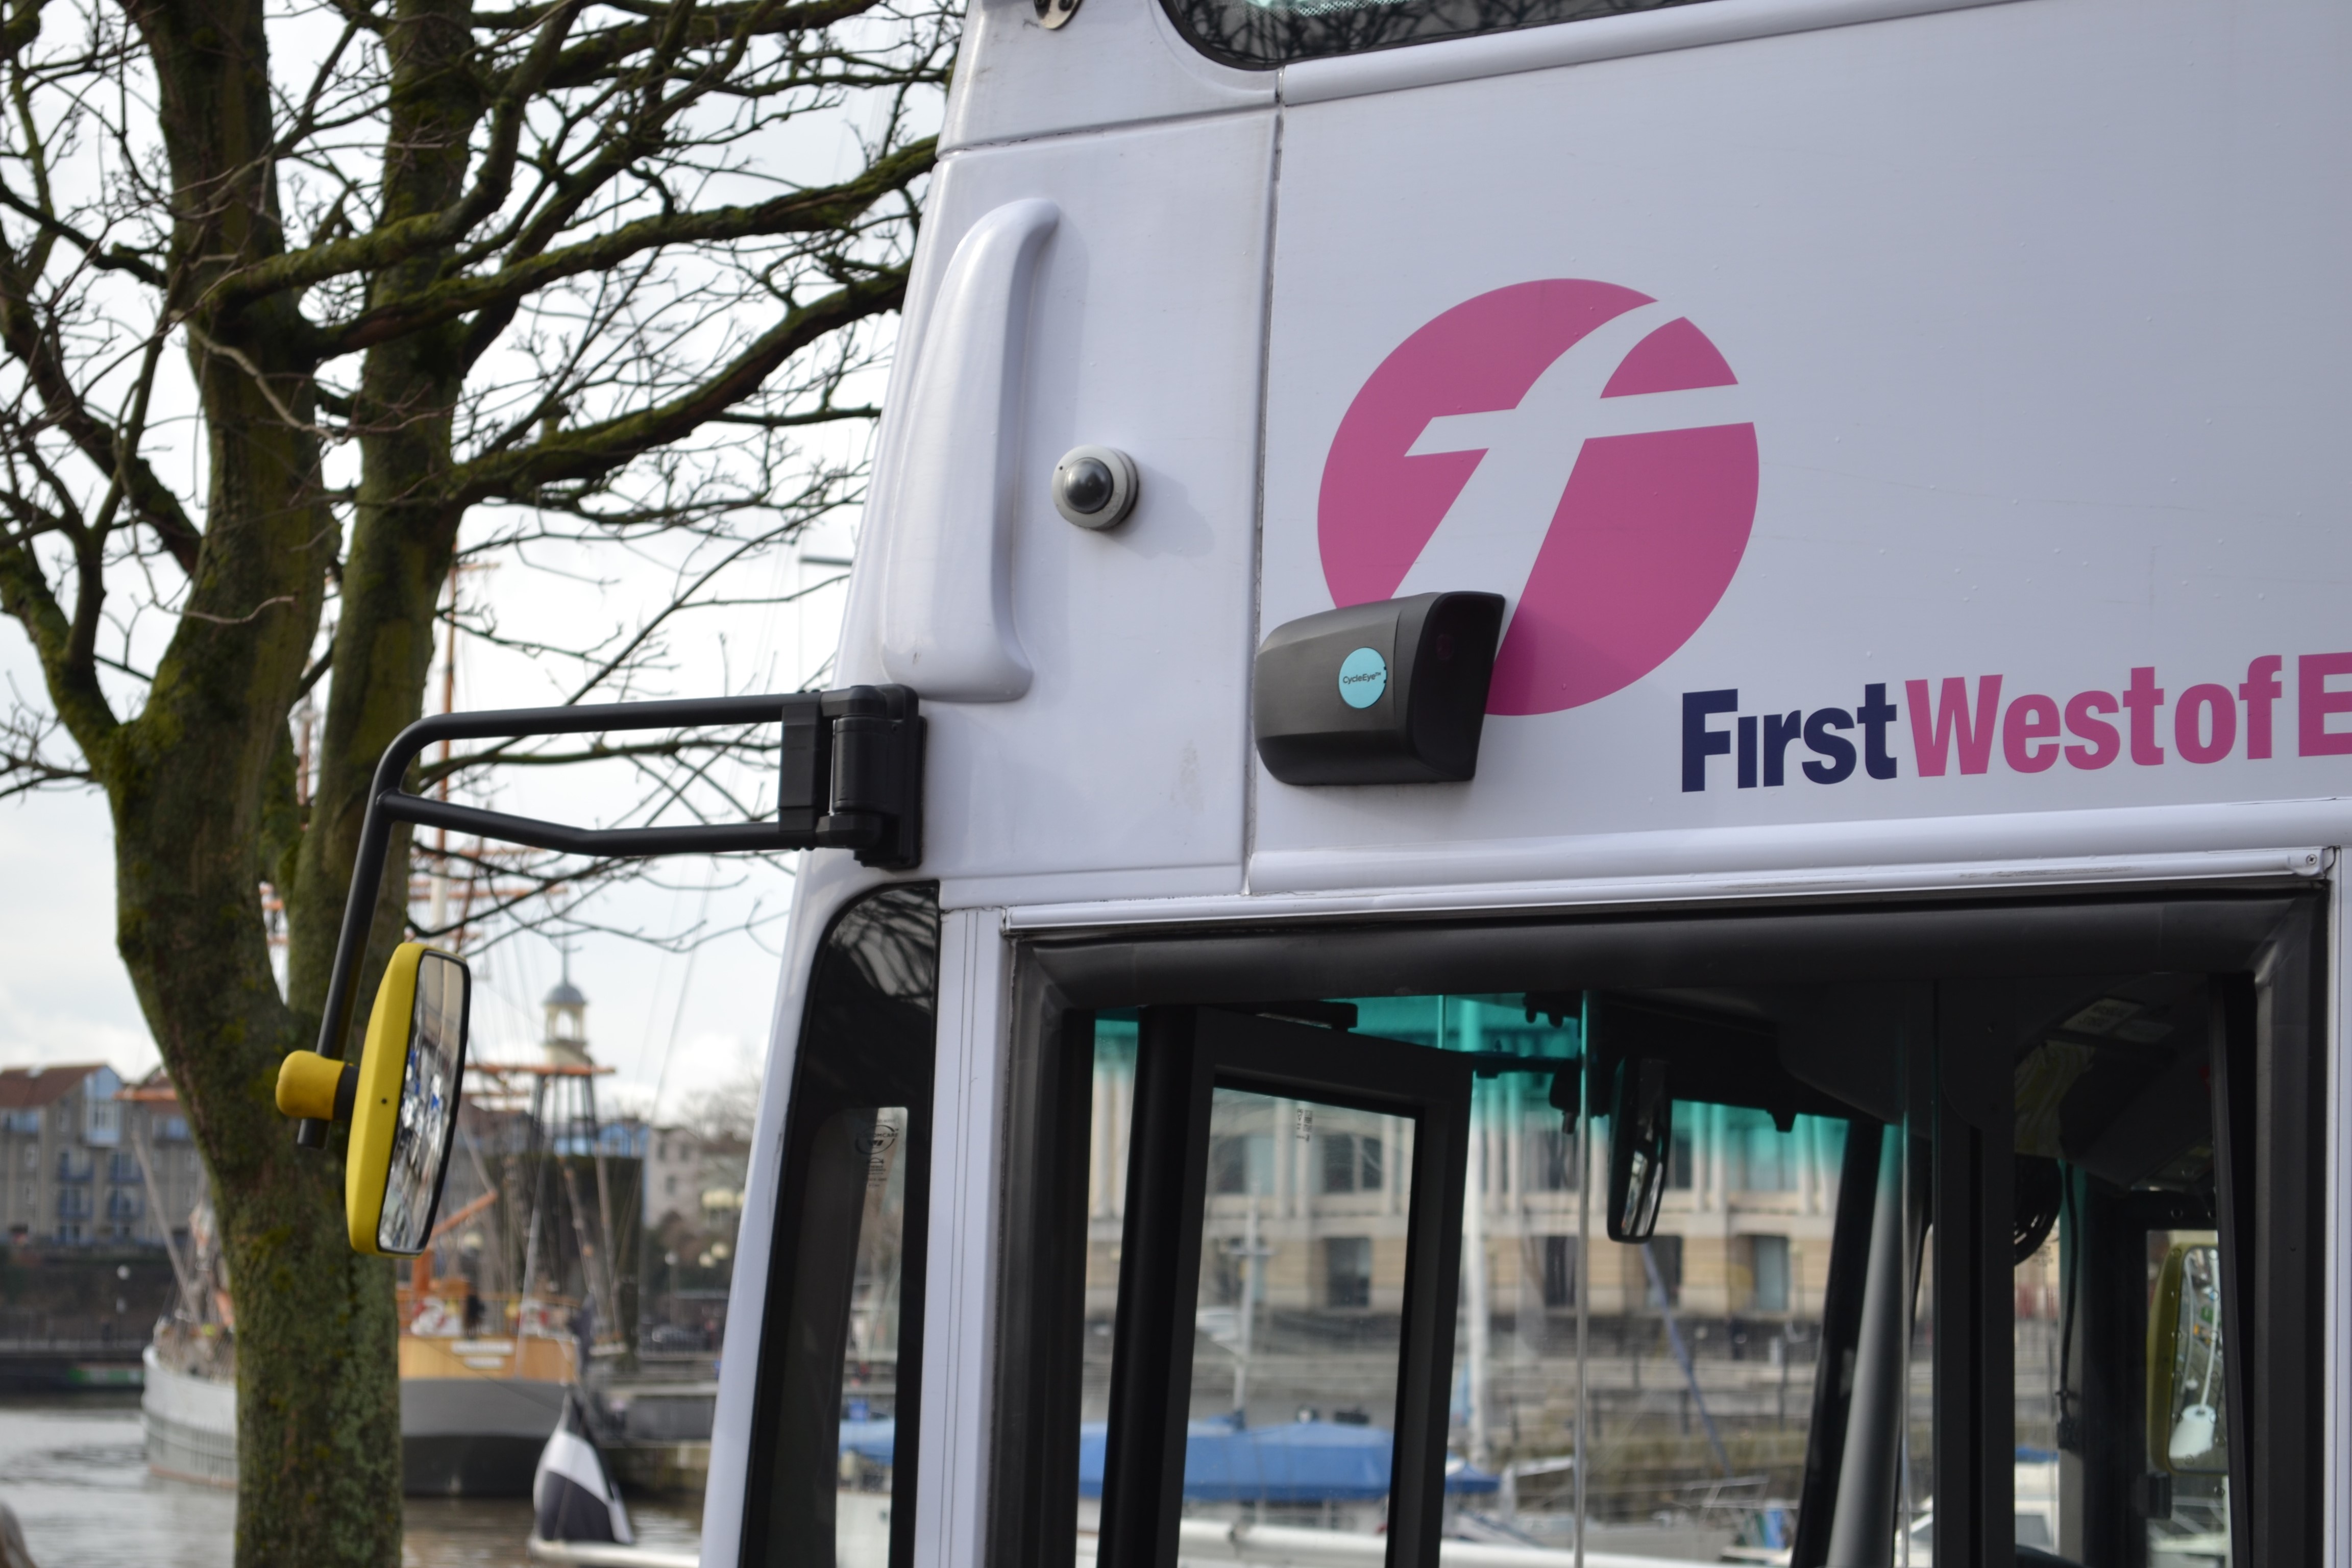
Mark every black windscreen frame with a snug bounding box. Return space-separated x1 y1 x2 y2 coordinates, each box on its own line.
1785 1118 1887 1568
741 884 941 1568
992 887 2326 1568
1094 1007 1473 1568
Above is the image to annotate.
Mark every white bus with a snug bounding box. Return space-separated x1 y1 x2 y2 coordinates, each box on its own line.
694 0 2351 1564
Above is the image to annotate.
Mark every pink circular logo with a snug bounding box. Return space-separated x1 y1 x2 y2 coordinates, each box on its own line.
1318 280 1759 717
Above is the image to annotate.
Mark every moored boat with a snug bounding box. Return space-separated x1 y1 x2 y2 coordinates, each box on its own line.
398 1282 579 1496
143 1283 583 1497
142 1328 235 1489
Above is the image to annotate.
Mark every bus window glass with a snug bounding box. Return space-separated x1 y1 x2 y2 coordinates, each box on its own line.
743 885 939 1568
1185 1086 1418 1527
1457 1095 1851 1556
1162 0 1710 72
1060 973 2252 1565
1591 1109 1844 1550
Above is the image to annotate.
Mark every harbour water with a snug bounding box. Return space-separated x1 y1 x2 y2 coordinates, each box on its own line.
0 1395 702 1567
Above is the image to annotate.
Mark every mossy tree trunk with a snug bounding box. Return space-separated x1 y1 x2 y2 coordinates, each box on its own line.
0 0 949 1555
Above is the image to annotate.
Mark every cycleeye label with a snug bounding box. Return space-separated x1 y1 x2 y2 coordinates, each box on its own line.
1338 647 1388 708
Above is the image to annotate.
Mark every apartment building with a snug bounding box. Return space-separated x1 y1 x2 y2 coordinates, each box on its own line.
0 1063 209 1247
1 1063 126 1244
117 1068 211 1248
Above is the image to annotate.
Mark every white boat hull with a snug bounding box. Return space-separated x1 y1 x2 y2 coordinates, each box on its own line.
141 1346 236 1489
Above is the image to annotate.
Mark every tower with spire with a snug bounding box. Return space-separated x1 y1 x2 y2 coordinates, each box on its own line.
542 949 592 1070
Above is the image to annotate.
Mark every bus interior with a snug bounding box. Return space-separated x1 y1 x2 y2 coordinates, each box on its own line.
740 881 2326 1568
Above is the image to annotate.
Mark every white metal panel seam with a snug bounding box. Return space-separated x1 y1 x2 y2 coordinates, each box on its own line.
939 102 1280 158
1240 102 1283 890
1277 0 2035 105
997 847 2326 931
914 908 1009 1568
1250 799 2352 897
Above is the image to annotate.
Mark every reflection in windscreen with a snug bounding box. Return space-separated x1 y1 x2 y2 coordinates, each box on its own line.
835 1104 912 1568
1166 0 1711 70
1072 971 2250 1562
378 952 468 1253
1183 1087 1418 1529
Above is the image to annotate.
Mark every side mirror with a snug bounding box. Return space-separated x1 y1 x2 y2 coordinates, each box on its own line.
1605 1057 1673 1243
2147 1241 2227 1474
277 943 471 1257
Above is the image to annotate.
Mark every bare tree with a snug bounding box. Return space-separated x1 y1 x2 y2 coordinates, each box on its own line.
676 1065 762 1143
0 0 951 1554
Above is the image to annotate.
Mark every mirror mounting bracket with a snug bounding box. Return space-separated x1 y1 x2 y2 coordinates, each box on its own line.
294 685 924 1148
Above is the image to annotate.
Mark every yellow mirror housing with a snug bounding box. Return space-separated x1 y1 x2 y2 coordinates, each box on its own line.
2147 1239 2227 1475
277 942 471 1258
275 1048 355 1122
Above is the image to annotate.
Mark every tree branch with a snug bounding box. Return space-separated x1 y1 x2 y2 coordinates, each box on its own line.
0 535 118 752
208 0 585 314
447 263 905 505
318 138 930 358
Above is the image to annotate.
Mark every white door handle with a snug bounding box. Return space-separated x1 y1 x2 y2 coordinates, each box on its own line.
878 198 1060 701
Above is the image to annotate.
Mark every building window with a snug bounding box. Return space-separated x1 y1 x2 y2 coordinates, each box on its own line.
1670 1130 1695 1190
1209 1133 1271 1196
1749 1235 1792 1313
1319 1131 1383 1194
1541 1235 1577 1308
1325 1237 1373 1308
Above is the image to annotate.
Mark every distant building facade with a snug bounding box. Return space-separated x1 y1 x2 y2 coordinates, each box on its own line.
0 1064 211 1248
643 1127 747 1235
2 1064 125 1243
117 1068 211 1249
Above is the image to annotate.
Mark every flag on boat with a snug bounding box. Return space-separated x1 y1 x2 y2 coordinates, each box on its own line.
532 1392 633 1545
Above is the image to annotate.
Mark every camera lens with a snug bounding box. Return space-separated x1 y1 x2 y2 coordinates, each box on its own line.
1060 456 1115 514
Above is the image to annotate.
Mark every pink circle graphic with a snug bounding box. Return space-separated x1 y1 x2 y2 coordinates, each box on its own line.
1318 280 1759 717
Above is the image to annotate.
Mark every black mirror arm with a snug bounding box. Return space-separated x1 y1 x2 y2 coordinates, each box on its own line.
294 687 923 1149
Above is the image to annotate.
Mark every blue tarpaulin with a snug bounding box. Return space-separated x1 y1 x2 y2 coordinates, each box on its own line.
1072 1420 1493 1503
1442 1458 1500 1495
840 1418 896 1465
1179 1420 1394 1503
848 1414 1486 1502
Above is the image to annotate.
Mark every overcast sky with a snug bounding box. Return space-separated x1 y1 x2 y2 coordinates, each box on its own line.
0 510 859 1128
